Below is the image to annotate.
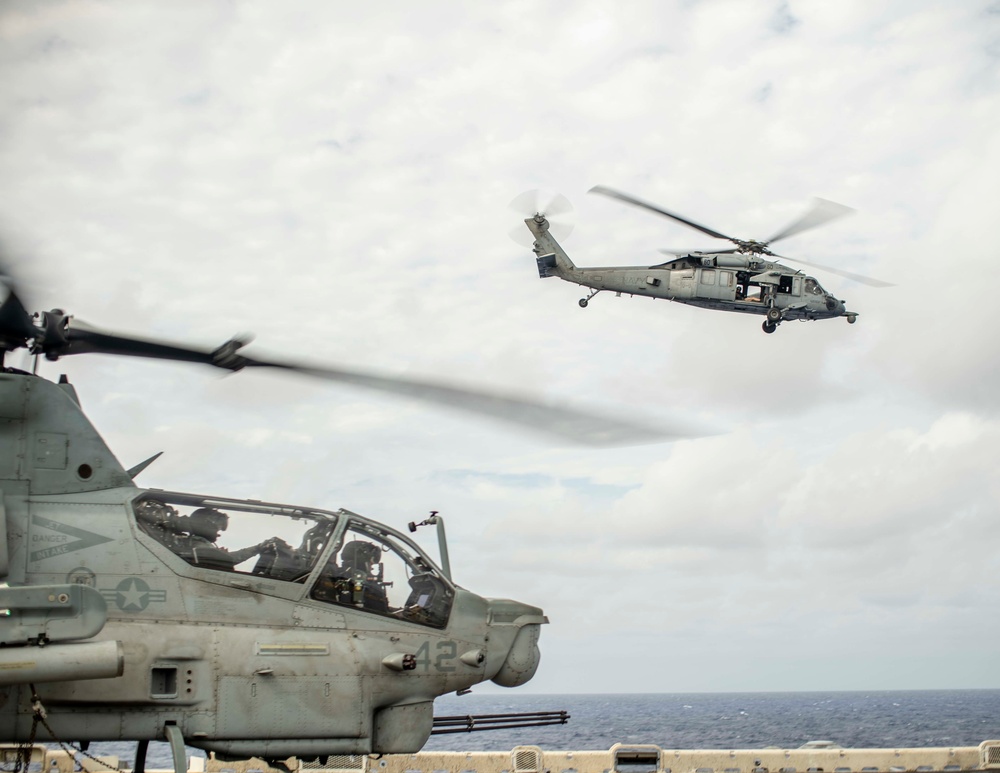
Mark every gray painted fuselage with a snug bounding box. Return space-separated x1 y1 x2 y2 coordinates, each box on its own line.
0 373 546 759
527 216 855 324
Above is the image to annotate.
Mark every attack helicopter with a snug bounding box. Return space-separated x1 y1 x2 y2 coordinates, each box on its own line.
517 187 891 334
0 255 698 769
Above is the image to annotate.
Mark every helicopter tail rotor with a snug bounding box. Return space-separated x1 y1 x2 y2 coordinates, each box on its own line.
508 189 574 247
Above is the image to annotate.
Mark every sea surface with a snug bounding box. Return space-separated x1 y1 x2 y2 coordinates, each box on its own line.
50 690 1000 769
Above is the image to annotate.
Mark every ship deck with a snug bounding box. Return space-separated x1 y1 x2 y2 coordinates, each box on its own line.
6 742 1000 773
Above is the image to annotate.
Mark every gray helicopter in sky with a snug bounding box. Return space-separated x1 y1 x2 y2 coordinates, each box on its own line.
515 187 891 334
0 252 707 770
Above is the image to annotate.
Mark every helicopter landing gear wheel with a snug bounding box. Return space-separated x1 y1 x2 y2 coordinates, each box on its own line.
847 314 857 324
762 321 777 334
579 288 600 308
766 306 782 324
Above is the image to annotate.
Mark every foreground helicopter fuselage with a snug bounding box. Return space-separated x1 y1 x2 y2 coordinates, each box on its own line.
0 371 546 759
527 215 855 333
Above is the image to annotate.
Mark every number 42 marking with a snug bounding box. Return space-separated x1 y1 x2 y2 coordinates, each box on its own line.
414 640 457 672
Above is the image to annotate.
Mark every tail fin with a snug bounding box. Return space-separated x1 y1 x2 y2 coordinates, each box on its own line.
525 216 576 278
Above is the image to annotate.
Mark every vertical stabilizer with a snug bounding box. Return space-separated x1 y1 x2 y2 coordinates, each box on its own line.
0 373 134 496
525 216 576 277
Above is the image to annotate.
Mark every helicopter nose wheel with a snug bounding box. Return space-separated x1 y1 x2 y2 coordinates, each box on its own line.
762 321 778 334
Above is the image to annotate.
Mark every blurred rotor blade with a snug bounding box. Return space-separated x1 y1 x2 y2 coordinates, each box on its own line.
765 198 855 245
590 186 735 241
54 319 238 364
508 189 574 247
508 189 572 218
0 242 38 342
0 288 37 341
241 357 707 446
772 254 894 288
658 247 740 256
49 321 705 446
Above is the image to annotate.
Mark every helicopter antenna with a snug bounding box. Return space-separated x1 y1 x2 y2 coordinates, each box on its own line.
127 452 164 480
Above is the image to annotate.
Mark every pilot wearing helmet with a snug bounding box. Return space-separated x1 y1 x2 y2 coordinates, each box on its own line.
313 539 389 613
185 507 278 572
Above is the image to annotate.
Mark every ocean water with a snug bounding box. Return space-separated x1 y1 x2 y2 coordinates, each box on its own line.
422 690 1000 751
56 690 1000 769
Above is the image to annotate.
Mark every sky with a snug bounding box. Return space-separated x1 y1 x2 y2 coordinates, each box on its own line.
1 1 999 695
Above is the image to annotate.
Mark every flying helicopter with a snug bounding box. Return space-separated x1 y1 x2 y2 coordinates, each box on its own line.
514 187 891 334
0 254 702 770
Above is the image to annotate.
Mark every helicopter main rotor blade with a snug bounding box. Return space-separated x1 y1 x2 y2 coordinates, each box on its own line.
46 322 703 446
658 247 741 256
0 243 39 343
241 357 702 446
771 253 894 288
0 289 37 342
589 186 735 242
53 320 243 364
764 198 855 245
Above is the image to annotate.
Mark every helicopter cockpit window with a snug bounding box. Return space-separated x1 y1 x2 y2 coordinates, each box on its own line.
310 522 453 629
133 497 335 582
804 277 824 296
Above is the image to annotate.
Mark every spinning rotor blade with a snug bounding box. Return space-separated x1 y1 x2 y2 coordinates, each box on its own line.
0 288 36 342
243 358 697 446
765 198 855 245
770 253 894 288
508 189 575 247
658 247 740 256
508 189 574 220
0 234 707 446
589 186 734 242
591 187 886 286
24 319 701 446
0 244 38 342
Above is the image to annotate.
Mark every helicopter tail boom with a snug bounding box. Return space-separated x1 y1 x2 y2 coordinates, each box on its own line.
525 216 576 278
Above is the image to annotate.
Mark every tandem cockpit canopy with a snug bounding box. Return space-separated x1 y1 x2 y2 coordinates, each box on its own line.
131 492 454 628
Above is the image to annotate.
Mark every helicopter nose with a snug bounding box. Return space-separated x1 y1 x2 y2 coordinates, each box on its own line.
491 622 543 687
486 599 548 687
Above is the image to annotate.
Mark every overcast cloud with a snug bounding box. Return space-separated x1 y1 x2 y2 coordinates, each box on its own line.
2 0 999 694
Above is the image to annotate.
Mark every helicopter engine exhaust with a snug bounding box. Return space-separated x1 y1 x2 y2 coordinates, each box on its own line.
700 255 751 268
